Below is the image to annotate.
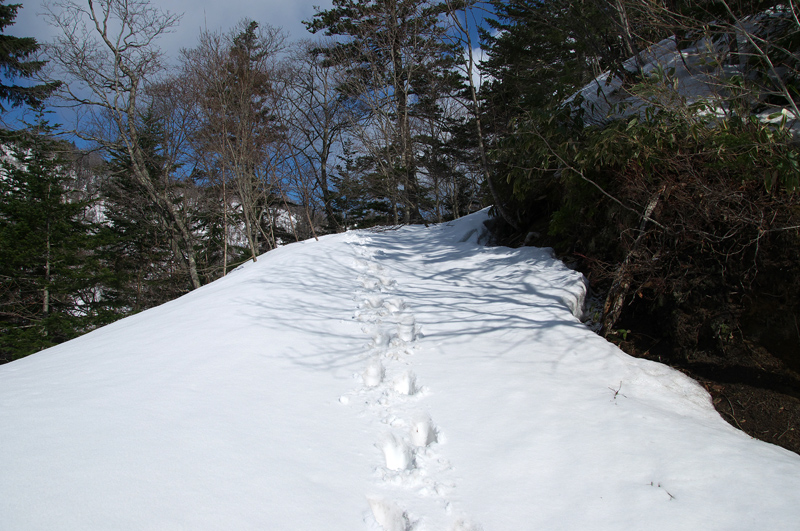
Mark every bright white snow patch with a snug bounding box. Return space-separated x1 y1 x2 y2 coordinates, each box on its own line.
2 208 800 530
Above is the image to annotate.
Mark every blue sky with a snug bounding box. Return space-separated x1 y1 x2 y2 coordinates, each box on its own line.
5 0 491 132
4 0 334 130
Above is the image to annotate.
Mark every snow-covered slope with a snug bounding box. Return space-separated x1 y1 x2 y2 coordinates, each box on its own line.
2 210 799 530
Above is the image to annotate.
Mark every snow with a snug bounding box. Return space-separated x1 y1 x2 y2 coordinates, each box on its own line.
273 207 299 232
571 29 799 133
2 209 800 530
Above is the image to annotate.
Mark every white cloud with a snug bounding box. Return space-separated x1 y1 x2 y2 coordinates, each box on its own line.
13 0 334 63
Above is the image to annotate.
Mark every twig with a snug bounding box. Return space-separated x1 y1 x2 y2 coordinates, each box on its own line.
609 381 627 400
777 422 795 441
722 395 746 432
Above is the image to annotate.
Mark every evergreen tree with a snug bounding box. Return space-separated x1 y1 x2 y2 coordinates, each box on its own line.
480 0 628 130
100 112 197 310
330 141 393 228
0 118 105 361
0 1 60 112
306 0 462 223
476 0 643 228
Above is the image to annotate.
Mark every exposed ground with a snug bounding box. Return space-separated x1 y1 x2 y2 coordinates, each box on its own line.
612 329 800 456
492 217 800 457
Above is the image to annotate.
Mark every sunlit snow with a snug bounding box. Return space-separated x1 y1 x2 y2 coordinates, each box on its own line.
2 210 799 530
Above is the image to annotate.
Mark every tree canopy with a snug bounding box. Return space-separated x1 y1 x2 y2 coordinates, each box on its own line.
0 1 60 112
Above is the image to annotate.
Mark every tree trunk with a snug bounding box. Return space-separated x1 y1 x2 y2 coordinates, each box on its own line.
449 1 521 232
128 141 202 290
318 145 339 231
601 186 665 335
43 219 50 316
222 166 228 276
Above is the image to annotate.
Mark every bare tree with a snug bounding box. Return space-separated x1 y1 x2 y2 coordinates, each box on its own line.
281 40 351 232
182 20 286 262
44 0 203 289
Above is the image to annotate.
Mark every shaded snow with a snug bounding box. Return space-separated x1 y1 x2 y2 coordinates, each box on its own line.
2 209 799 530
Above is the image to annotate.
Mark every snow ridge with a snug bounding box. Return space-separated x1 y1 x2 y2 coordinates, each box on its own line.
3 211 800 530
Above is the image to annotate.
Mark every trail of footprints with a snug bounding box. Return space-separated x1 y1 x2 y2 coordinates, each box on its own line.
341 233 481 531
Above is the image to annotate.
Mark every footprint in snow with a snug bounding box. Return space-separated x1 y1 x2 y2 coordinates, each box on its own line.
350 258 470 529
377 275 397 289
379 432 414 471
396 314 417 343
392 370 417 396
355 246 374 258
359 274 397 291
360 295 385 309
361 276 381 290
382 297 406 314
410 413 437 447
367 497 411 531
363 359 384 387
451 518 483 531
369 327 395 349
361 275 395 291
